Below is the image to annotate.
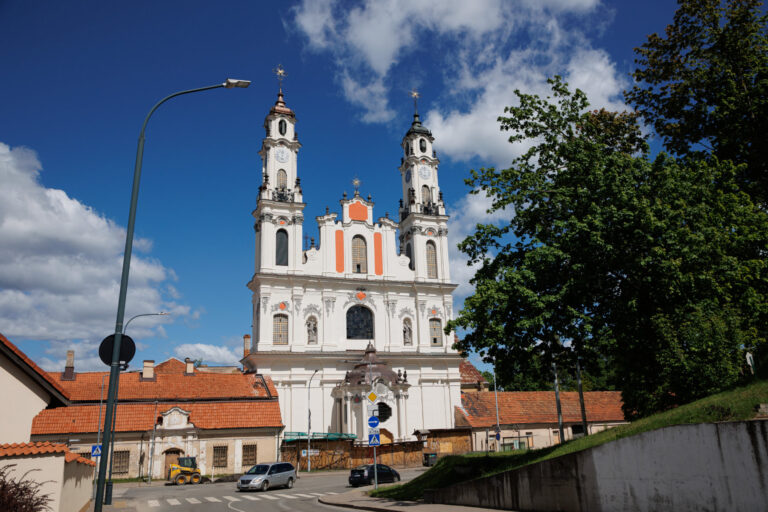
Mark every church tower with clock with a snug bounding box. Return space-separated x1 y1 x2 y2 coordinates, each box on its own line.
244 78 462 448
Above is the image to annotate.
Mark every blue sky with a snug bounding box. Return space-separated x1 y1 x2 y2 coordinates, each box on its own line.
0 0 678 372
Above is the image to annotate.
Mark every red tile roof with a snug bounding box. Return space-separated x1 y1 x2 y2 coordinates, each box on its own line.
0 333 68 400
459 360 487 386
0 442 96 466
31 401 283 434
457 391 625 427
48 358 278 402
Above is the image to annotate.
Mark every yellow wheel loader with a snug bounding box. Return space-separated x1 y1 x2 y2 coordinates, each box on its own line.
167 456 202 485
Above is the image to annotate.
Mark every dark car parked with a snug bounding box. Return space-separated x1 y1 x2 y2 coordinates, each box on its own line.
348 464 400 487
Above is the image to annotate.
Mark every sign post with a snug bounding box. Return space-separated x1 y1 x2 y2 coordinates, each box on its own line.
367 375 379 489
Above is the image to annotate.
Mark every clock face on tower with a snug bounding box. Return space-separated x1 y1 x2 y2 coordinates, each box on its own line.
418 164 431 179
275 146 290 163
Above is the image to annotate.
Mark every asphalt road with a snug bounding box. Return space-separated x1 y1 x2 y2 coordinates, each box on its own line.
114 467 426 512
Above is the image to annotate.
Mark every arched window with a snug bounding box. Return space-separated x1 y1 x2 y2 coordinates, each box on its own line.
347 305 373 339
426 241 438 278
403 318 413 346
278 119 287 136
352 235 367 274
421 185 431 204
420 138 427 153
277 169 287 189
406 243 413 270
273 314 288 345
429 318 442 346
306 316 318 345
276 229 288 266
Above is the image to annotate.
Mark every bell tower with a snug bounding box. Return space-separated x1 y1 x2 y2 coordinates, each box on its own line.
397 91 450 282
253 66 305 273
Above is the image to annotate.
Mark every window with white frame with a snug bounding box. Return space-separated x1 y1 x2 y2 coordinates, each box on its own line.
277 169 287 189
273 314 288 344
352 235 367 273
429 318 442 346
426 241 438 278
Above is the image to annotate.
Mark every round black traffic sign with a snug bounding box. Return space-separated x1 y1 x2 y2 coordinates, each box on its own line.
99 334 136 367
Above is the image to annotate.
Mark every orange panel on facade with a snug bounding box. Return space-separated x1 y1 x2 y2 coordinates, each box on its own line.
349 201 368 222
374 233 383 276
335 230 345 273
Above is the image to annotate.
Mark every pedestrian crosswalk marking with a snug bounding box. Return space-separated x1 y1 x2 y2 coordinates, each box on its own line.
147 491 348 507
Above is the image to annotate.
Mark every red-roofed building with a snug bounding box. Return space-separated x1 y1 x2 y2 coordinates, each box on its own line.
1 332 284 480
456 390 627 451
0 333 68 443
29 352 283 480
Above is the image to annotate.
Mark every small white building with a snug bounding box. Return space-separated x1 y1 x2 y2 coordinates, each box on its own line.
243 88 462 444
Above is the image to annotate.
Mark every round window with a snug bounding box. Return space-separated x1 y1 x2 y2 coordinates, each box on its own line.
278 119 287 136
419 138 427 153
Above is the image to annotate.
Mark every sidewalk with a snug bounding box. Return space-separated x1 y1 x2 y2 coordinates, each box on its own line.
318 489 503 512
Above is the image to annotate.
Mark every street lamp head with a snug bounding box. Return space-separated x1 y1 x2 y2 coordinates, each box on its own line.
224 79 251 89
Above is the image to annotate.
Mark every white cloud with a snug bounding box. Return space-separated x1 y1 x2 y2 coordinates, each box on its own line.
174 343 241 365
0 142 189 367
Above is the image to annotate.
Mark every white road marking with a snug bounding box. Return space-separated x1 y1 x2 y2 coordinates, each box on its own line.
186 497 201 504
242 494 260 501
261 494 280 500
223 496 241 501
310 492 326 496
205 496 222 502
325 491 339 494
293 493 316 498
275 493 297 499
167 498 181 505
148 500 160 508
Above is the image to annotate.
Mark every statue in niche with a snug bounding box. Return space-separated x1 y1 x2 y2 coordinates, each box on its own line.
306 317 318 344
403 319 413 345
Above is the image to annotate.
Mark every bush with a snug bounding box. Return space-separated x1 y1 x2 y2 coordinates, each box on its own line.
0 464 52 512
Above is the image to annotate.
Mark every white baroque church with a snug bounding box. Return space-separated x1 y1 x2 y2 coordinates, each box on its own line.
242 86 462 444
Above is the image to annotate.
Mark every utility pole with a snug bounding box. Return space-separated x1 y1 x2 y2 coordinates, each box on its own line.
576 358 588 436
553 362 565 443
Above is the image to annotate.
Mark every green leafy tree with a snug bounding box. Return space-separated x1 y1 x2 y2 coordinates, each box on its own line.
449 77 768 418
626 0 768 206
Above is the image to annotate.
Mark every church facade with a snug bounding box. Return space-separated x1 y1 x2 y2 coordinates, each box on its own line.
242 87 462 445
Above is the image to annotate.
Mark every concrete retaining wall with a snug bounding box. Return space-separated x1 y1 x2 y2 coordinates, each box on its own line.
424 420 768 512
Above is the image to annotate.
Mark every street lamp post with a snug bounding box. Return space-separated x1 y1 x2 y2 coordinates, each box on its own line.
93 79 250 511
307 369 319 473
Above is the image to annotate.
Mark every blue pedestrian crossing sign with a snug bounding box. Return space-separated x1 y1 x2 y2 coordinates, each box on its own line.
368 416 380 428
91 444 102 457
368 433 381 446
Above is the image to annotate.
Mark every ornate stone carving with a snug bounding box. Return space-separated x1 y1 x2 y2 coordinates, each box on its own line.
303 303 322 318
384 300 397 317
293 297 302 314
418 301 427 315
398 306 415 320
271 301 290 312
261 296 270 314
323 297 336 316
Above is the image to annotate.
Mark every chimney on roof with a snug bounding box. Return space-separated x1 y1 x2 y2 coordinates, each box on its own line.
141 360 155 381
185 357 195 375
61 350 75 381
243 334 251 358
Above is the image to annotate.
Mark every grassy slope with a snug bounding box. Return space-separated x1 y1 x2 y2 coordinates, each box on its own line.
372 379 768 501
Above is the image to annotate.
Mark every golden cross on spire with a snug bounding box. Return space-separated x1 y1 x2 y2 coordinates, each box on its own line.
273 64 287 91
410 89 420 114
352 177 361 195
